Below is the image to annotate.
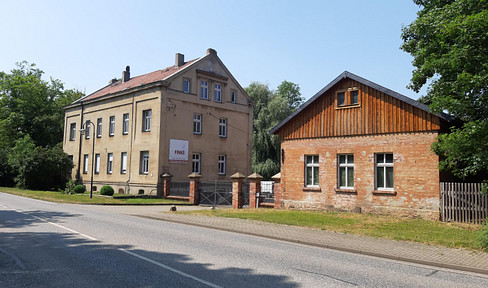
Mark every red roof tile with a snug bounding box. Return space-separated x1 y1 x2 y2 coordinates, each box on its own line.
82 59 198 102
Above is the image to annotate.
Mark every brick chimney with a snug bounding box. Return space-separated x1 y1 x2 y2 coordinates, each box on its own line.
175 53 184 67
122 66 130 83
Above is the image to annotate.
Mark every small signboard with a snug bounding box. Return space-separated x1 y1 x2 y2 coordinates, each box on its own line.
169 139 188 164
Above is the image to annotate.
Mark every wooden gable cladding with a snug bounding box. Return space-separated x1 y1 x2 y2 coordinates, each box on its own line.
277 78 441 140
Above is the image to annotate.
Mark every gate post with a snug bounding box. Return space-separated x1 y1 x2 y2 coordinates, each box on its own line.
272 172 281 209
231 172 246 209
161 173 172 198
188 173 201 205
247 173 263 209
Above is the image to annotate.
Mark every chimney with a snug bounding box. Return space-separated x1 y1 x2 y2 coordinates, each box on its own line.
175 53 185 67
206 48 217 55
122 66 130 83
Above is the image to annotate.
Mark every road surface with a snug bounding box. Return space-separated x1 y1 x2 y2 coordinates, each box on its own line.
1 192 487 287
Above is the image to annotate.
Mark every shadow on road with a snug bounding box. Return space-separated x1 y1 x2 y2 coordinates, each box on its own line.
0 209 82 228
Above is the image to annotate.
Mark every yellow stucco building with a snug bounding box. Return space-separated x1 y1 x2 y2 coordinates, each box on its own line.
63 49 252 195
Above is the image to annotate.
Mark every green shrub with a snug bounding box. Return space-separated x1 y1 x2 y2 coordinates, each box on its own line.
73 184 86 194
64 180 76 194
478 223 488 252
100 185 114 196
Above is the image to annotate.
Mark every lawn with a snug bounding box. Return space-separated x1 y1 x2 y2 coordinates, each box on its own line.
0 187 188 205
182 208 485 251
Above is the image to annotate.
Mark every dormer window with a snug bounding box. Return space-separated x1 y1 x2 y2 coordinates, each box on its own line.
336 88 360 108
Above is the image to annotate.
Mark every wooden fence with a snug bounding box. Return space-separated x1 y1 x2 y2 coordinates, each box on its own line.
440 182 488 224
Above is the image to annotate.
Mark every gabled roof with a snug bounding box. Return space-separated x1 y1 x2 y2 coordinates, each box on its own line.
270 71 452 134
74 57 201 103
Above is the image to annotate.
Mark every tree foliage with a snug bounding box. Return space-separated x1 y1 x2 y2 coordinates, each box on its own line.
401 0 488 179
0 62 82 188
246 81 304 179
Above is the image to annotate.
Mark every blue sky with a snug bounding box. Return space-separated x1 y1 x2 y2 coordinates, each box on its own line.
0 0 423 100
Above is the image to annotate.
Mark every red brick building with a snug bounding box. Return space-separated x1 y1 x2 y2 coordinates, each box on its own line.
270 71 452 219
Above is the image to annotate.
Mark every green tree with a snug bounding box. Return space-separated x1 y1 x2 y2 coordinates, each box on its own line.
246 81 303 179
401 0 488 179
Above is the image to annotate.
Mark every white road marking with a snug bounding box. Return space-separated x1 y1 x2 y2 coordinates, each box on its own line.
120 249 223 288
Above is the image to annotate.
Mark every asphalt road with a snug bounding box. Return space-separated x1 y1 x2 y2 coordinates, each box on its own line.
1 192 488 287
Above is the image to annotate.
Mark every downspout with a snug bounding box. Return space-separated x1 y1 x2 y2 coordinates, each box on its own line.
76 102 85 182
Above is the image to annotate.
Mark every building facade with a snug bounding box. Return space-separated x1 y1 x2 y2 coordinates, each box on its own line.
63 49 253 195
271 72 452 219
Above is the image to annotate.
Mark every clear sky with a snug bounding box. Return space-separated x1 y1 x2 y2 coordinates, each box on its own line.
0 0 424 100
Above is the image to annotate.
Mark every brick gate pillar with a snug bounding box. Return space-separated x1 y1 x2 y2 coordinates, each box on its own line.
188 172 201 205
271 172 281 209
247 173 263 209
161 173 172 198
231 172 246 209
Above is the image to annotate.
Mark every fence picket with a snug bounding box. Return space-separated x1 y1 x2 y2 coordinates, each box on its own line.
440 182 487 224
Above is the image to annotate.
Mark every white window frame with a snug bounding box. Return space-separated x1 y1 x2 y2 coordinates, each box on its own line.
200 80 208 99
214 83 222 102
218 155 226 175
95 153 100 174
305 155 319 187
192 153 201 174
85 120 90 139
375 153 394 190
123 113 129 135
193 114 202 134
219 118 227 138
107 153 113 174
96 118 102 138
141 151 149 174
183 78 190 93
338 154 354 189
121 152 127 174
69 123 76 141
142 110 151 132
109 116 115 136
83 154 89 174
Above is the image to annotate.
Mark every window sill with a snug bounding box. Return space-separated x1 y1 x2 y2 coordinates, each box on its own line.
335 188 357 194
373 190 397 196
302 186 321 192
335 104 360 110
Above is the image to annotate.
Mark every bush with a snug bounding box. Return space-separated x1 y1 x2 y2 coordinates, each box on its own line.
73 184 86 194
478 224 488 252
100 185 114 196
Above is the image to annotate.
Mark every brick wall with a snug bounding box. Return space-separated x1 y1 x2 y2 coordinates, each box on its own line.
279 132 440 219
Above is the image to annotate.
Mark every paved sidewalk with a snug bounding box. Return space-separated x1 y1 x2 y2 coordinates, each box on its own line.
126 208 488 276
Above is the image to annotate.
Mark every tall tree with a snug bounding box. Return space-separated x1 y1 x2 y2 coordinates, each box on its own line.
246 81 303 179
401 0 488 179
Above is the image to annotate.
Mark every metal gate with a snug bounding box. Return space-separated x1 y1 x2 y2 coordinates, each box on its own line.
260 181 275 205
199 181 233 207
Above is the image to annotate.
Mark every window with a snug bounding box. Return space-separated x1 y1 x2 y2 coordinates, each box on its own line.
69 123 76 141
192 153 201 174
214 83 222 102
338 154 354 188
338 92 345 106
352 91 359 104
96 118 102 138
219 118 227 138
376 153 394 190
200 80 208 99
123 113 129 135
140 151 149 174
95 154 100 174
193 114 202 134
83 154 89 174
121 152 127 174
107 153 113 174
109 116 115 136
305 155 319 187
142 110 151 132
218 155 226 175
183 79 190 93
231 91 236 103
85 120 91 139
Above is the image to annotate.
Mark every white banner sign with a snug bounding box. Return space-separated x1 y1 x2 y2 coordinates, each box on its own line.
169 139 189 164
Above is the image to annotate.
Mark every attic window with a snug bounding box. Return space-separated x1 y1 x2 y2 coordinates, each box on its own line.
336 88 360 108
